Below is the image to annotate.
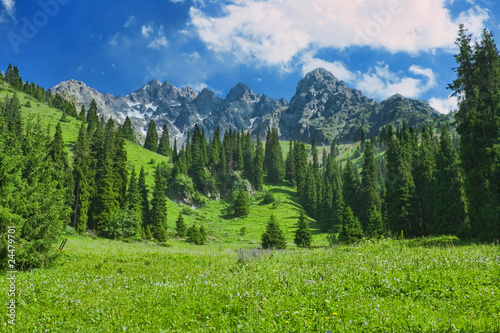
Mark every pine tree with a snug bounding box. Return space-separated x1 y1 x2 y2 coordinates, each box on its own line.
359 143 381 233
303 163 317 218
294 211 312 248
285 141 296 186
449 26 500 240
338 206 364 244
138 166 150 228
157 124 171 157
343 159 360 219
126 167 143 235
434 127 468 235
150 166 167 241
73 123 92 234
175 213 187 238
261 214 286 249
121 116 135 142
265 128 285 183
233 189 250 217
199 225 207 245
294 141 308 194
94 159 120 234
86 100 99 136
144 119 158 152
189 124 206 191
253 135 264 191
186 224 203 245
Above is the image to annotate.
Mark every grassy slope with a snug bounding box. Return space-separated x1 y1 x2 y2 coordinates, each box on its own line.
0 78 322 246
1 236 498 332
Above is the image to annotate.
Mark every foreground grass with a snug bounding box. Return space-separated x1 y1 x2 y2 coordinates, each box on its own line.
1 237 499 332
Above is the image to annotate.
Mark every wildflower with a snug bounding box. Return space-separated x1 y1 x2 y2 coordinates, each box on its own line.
332 312 337 316
285 321 289 324
365 321 368 325
123 327 127 330
438 318 441 323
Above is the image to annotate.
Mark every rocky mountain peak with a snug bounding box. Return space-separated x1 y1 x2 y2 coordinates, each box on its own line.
226 82 256 102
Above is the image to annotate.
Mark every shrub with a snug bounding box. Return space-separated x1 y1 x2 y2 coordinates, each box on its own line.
101 210 141 240
263 191 275 204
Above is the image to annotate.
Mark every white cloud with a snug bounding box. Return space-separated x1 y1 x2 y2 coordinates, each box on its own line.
124 16 136 28
429 95 458 114
187 82 221 95
355 64 437 100
109 33 119 46
141 24 153 38
301 54 355 82
148 36 168 49
1 0 15 21
189 0 489 67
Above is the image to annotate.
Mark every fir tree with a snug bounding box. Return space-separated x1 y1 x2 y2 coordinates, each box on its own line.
294 211 312 248
303 163 318 218
187 224 203 245
94 159 121 234
199 225 207 244
150 166 167 241
175 213 187 238
434 127 468 235
359 143 381 232
285 141 296 186
265 128 285 183
233 189 250 217
144 119 158 152
157 124 171 157
343 159 360 219
338 206 364 244
121 116 135 142
253 135 264 191
73 123 92 234
138 166 150 228
261 214 286 249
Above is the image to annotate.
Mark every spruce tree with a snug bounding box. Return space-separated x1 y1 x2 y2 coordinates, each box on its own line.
175 213 187 238
338 206 364 244
73 123 92 234
303 163 318 218
126 167 143 232
150 166 167 241
253 135 264 191
261 214 286 249
199 225 207 245
138 166 150 229
266 128 285 183
285 140 296 186
94 159 120 234
294 211 312 248
233 189 250 217
121 116 135 142
157 124 171 157
144 119 159 152
434 127 468 235
359 143 381 233
343 159 360 219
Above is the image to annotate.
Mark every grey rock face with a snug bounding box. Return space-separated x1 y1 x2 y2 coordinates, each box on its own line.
50 68 440 146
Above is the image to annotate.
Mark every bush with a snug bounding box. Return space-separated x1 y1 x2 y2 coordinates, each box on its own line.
263 191 275 204
168 174 195 202
101 210 141 240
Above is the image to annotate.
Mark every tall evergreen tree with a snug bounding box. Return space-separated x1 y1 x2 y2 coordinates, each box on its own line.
121 116 135 142
285 140 296 186
303 163 318 218
265 128 285 183
359 143 382 233
138 166 150 229
144 119 159 152
150 166 168 241
73 123 92 234
434 127 468 235
175 213 187 238
343 159 360 219
294 211 312 248
338 206 364 244
157 124 171 157
261 214 286 249
253 135 264 191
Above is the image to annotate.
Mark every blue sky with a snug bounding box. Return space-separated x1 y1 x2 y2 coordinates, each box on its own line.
1 0 499 113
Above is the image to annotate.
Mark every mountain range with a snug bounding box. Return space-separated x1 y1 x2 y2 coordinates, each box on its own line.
50 68 442 145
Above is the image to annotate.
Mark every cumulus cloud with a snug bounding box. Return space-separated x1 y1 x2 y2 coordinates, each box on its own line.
301 54 355 82
355 64 437 100
429 95 458 114
141 24 168 49
189 0 489 68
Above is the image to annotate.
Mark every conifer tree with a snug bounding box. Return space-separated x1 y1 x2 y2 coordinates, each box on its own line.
434 127 468 235
253 135 264 191
338 206 364 244
265 128 285 183
294 211 312 248
138 166 150 228
199 225 207 244
73 123 92 234
94 159 120 234
126 167 143 230
113 131 128 207
303 163 318 218
144 120 159 152
78 105 86 122
187 224 202 244
261 214 286 249
86 100 99 136
294 141 308 194
175 213 187 238
285 140 296 186
233 189 250 217
359 143 381 232
121 116 135 142
343 159 360 219
150 166 167 241
189 124 206 190
157 124 171 157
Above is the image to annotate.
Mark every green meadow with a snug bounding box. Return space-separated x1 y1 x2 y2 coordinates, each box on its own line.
1 236 499 332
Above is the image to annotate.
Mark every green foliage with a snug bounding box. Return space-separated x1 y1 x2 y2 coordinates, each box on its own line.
253 135 264 191
186 224 204 245
233 189 250 217
168 174 195 202
294 211 311 248
150 166 168 242
265 128 285 183
121 116 135 142
263 190 275 204
144 119 158 152
338 206 364 244
175 213 187 238
261 214 286 249
102 210 141 240
157 124 171 157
